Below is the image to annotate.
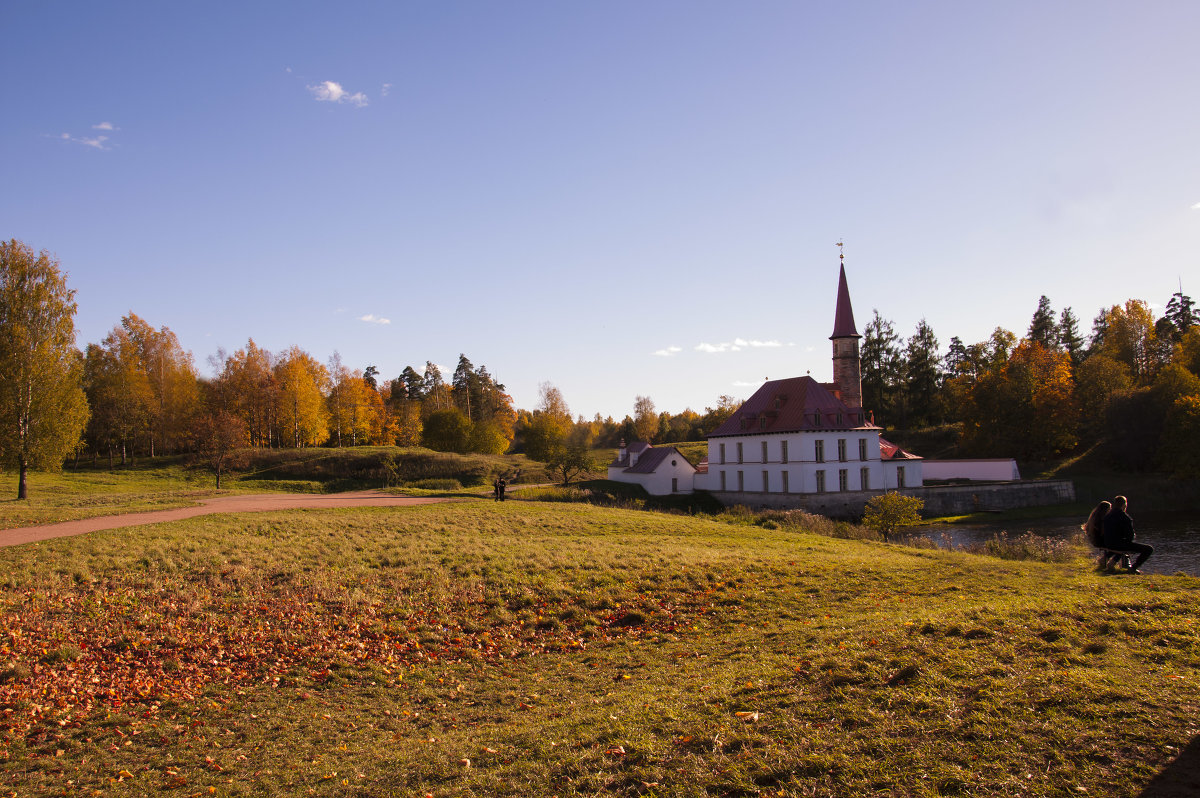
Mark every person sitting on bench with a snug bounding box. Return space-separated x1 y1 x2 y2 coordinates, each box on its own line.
1102 495 1153 574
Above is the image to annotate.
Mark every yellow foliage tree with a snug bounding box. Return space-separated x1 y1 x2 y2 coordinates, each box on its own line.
274 347 330 448
0 240 90 498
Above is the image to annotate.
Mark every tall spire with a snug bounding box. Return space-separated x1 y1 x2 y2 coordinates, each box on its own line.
829 245 862 409
831 244 859 340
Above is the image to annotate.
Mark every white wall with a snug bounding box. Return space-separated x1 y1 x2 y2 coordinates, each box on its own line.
698 431 894 495
921 459 1019 482
609 453 697 495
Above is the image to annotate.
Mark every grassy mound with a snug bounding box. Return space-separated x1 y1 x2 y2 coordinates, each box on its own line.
2 501 1197 796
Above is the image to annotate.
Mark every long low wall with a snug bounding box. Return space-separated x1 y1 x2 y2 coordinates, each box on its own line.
707 479 1076 519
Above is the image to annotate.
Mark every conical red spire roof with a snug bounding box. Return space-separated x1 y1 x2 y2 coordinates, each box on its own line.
830 262 860 339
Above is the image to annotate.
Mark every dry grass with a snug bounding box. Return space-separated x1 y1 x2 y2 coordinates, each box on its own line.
2 501 1198 796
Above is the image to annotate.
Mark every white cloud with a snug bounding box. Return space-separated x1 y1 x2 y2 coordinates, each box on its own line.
359 314 391 325
92 122 115 131
57 133 110 150
1192 201 1200 210
309 80 368 107
381 82 392 97
653 346 682 357
695 338 781 354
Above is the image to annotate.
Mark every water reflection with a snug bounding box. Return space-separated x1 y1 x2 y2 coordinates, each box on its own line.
916 511 1200 577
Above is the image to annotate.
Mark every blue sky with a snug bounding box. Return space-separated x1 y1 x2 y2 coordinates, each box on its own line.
4 1 1199 419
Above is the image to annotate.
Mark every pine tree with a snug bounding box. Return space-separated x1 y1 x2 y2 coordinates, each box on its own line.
902 319 941 428
861 310 902 422
1058 307 1085 366
1027 295 1059 349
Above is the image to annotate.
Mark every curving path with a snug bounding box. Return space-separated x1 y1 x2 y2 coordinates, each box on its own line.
0 490 452 548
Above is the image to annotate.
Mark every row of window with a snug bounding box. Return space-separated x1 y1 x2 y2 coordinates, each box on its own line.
717 438 870 465
716 466 907 493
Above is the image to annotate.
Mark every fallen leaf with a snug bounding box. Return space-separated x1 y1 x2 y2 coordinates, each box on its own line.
734 711 760 722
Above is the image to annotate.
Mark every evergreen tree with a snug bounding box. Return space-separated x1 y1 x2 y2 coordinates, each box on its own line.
902 319 941 427
861 310 902 422
1162 290 1197 344
1058 307 1085 366
401 366 425 400
452 354 478 420
1027 295 1059 349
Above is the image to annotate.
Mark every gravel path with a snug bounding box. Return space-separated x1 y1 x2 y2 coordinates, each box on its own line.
0 491 450 547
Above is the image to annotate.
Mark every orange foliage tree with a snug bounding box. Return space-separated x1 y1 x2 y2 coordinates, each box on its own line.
960 341 1078 459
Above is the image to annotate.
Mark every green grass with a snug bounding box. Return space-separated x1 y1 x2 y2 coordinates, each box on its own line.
2 501 1198 796
0 459 219 529
0 447 552 530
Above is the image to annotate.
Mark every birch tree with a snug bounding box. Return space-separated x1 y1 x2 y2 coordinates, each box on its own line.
0 240 89 499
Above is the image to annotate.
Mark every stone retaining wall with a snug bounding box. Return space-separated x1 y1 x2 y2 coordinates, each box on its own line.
707 479 1076 519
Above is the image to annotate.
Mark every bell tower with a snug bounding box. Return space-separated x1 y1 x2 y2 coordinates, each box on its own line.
830 244 862 409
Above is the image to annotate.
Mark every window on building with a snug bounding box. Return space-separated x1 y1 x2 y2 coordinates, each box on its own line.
761 441 768 463
737 442 744 464
719 443 726 464
760 416 767 430
837 439 847 462
720 470 727 491
897 466 906 488
860 467 870 491
737 470 744 491
814 440 825 463
672 477 678 493
839 469 848 492
815 470 826 493
837 413 844 426
782 470 789 492
858 438 867 461
781 440 789 464
762 470 769 492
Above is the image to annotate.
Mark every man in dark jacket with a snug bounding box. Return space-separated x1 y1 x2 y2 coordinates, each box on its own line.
1102 495 1153 573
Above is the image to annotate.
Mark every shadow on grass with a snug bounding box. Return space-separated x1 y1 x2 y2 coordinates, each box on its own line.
1139 733 1200 797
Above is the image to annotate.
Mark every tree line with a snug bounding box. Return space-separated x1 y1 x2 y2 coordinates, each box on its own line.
854 291 1200 473
4 237 1198 500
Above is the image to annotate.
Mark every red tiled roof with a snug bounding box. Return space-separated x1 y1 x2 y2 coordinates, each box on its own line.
830 263 860 340
707 375 876 438
879 437 923 461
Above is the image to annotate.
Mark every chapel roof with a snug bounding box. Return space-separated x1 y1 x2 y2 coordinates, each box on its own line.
707 375 877 438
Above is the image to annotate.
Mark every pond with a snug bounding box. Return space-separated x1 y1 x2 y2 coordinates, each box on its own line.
916 511 1200 576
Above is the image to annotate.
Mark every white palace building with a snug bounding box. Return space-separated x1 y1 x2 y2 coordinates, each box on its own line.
610 262 923 500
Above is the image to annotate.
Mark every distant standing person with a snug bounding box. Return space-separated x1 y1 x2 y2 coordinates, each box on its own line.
496 477 507 502
1102 495 1153 573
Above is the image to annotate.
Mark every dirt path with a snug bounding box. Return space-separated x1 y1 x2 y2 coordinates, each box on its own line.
0 491 452 548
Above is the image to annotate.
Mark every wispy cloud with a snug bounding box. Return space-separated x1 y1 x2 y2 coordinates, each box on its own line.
53 121 120 150
653 346 682 357
695 338 782 354
1192 201 1200 211
309 80 368 107
58 132 111 150
359 314 391 325
381 83 392 97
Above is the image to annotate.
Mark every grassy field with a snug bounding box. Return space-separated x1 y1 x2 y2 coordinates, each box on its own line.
2 498 1198 797
0 448 551 531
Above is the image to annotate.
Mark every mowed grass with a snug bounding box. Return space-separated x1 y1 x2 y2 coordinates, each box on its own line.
0 463 220 530
2 501 1199 797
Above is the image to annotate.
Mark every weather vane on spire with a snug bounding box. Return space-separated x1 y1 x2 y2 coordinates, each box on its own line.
836 241 844 262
